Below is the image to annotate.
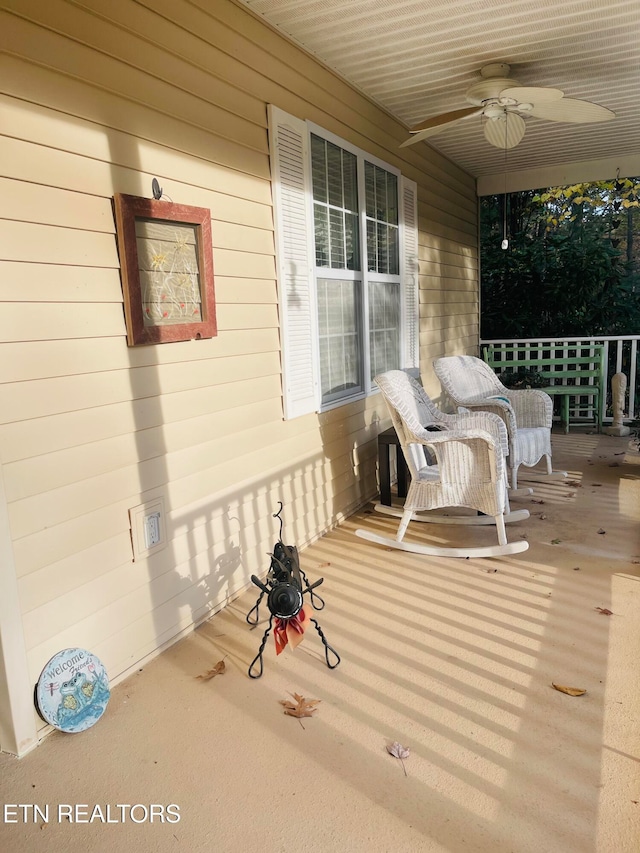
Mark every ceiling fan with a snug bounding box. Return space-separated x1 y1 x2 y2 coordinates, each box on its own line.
401 63 615 149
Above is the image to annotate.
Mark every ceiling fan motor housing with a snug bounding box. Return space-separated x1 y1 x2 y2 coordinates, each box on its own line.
466 70 520 106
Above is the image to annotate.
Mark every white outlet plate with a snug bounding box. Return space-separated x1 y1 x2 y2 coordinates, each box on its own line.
129 497 167 561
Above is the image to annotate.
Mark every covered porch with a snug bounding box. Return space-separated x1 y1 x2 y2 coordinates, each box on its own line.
2 428 638 852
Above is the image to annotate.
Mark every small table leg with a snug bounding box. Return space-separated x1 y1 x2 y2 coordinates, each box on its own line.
379 440 392 506
377 428 410 505
396 447 408 498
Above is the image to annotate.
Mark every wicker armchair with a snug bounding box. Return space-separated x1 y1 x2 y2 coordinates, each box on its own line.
433 355 562 491
355 370 529 558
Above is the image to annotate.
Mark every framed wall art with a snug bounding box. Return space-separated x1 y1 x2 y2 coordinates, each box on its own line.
113 193 217 346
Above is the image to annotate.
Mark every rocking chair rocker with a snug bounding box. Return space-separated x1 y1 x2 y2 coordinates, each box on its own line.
434 355 566 492
355 370 529 559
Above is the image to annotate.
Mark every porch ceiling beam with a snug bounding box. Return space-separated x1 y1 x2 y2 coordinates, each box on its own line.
477 152 640 196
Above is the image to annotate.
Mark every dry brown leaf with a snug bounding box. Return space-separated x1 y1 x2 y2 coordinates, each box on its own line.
551 538 562 545
597 528 606 535
386 741 410 775
566 480 582 487
591 483 602 487
531 499 545 504
595 607 613 616
552 683 586 696
280 692 320 718
195 659 226 680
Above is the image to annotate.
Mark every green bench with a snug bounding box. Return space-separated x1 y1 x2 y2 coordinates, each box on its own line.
483 343 606 433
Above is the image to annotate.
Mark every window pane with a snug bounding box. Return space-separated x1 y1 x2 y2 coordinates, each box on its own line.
387 173 398 225
365 161 376 218
343 151 358 213
365 161 399 273
311 138 360 273
326 142 343 208
345 212 359 271
377 222 388 274
366 219 376 272
388 225 399 274
317 278 362 404
329 209 345 268
375 167 386 219
313 203 329 267
369 280 400 379
310 135 327 204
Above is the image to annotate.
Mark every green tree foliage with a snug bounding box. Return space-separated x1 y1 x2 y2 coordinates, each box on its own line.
481 178 640 339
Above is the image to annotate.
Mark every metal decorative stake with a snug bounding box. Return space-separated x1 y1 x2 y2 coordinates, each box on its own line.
246 503 340 678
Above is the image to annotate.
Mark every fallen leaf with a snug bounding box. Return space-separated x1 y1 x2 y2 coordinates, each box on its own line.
565 492 576 499
573 566 581 571
552 683 586 697
551 538 562 544
195 659 226 680
539 513 547 520
595 607 613 616
386 741 410 775
614 452 625 456
280 692 320 719
597 528 606 535
632 557 640 565
317 561 331 567
591 483 602 487
531 499 545 504
566 480 582 487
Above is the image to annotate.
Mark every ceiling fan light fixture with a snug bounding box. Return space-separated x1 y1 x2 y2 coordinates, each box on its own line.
483 111 526 148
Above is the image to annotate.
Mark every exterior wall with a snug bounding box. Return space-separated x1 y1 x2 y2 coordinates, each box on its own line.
0 0 478 749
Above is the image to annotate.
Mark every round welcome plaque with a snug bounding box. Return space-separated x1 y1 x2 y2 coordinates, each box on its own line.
36 648 110 733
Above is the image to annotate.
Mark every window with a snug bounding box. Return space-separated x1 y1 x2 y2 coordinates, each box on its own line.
269 106 418 418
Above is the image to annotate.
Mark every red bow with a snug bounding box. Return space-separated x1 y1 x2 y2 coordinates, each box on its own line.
274 608 309 655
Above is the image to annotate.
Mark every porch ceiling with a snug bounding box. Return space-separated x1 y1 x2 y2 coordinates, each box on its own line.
237 0 640 193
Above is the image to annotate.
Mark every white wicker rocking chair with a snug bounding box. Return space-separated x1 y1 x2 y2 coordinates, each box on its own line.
355 370 530 558
434 355 566 492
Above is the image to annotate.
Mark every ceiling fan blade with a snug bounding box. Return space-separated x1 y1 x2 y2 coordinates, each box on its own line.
528 98 615 123
401 106 483 148
410 106 482 133
499 86 564 104
483 112 526 149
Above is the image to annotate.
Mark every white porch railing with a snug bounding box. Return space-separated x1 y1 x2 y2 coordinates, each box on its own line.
479 335 640 425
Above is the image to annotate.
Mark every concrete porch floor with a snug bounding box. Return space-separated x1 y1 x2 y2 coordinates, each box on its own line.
1 430 639 853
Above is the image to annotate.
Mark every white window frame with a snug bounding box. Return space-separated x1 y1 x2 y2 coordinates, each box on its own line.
268 106 418 419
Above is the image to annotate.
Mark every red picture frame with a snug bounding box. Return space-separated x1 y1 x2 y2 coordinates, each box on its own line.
113 194 217 346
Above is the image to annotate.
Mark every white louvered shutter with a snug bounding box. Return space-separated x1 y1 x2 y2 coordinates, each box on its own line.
268 105 318 419
400 176 419 370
